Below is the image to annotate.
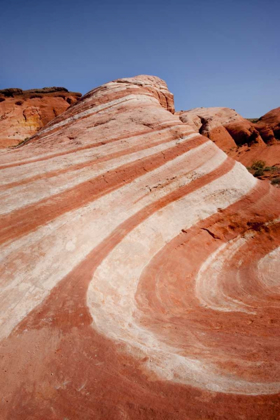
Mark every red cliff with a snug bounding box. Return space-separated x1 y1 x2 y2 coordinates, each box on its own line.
0 87 82 148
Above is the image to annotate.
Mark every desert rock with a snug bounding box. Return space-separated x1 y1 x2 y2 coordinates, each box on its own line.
0 87 81 148
178 107 280 183
0 76 280 419
256 106 280 142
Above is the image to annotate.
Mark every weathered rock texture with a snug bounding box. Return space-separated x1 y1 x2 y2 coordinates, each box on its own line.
255 107 280 143
0 76 280 419
0 87 82 148
177 107 280 183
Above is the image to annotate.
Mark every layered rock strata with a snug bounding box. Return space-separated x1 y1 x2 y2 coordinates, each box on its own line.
0 76 280 419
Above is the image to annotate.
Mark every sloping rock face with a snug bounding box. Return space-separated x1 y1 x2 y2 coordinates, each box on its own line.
0 87 82 148
177 107 280 183
0 76 280 419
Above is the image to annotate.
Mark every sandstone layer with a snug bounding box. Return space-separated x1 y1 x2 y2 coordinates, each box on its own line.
0 76 280 419
0 87 82 148
177 107 280 183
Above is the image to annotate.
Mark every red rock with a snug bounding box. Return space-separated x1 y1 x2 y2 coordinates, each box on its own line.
0 87 82 148
0 76 280 419
256 106 280 141
177 107 265 150
177 107 280 183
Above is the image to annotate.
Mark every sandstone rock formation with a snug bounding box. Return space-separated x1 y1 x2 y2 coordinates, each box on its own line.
0 87 82 148
177 107 280 184
177 107 265 151
0 76 280 419
256 107 280 143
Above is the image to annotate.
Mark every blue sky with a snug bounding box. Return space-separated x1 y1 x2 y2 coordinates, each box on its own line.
0 0 279 117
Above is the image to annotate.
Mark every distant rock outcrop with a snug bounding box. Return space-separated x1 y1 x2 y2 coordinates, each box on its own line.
0 87 82 147
255 107 280 143
177 107 265 151
0 76 280 419
177 107 280 184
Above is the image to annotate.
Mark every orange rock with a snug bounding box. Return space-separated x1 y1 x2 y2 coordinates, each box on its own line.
257 106 280 141
177 107 280 182
0 76 280 419
0 87 81 148
177 107 265 150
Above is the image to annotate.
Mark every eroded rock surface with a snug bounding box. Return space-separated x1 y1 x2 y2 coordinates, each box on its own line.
0 87 81 148
177 107 265 150
177 107 280 184
256 107 280 143
0 76 280 419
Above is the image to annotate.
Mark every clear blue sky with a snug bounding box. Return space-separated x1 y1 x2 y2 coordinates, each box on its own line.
0 0 279 117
